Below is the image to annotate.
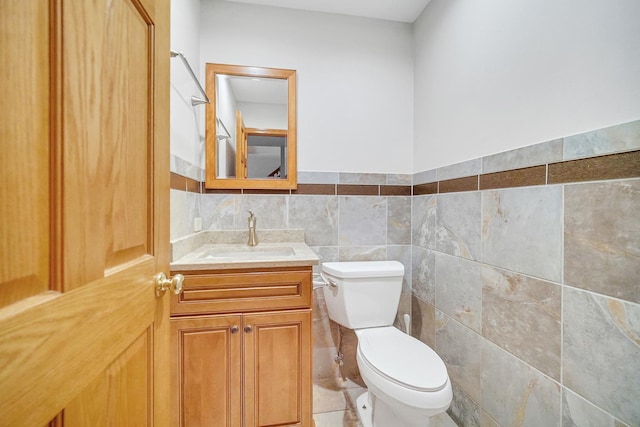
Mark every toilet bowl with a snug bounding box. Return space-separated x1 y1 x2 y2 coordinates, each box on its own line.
321 261 452 427
355 327 452 426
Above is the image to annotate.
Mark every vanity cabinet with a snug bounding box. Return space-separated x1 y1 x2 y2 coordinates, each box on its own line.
170 266 313 427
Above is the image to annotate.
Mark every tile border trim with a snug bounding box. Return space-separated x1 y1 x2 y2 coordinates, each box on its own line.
171 150 639 196
415 150 639 196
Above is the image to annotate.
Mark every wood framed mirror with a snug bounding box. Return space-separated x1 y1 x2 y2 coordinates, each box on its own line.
205 63 297 189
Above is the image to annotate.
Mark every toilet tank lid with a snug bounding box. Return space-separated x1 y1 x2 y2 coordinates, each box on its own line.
322 261 404 278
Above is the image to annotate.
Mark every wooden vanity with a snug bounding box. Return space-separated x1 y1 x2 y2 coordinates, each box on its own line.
169 235 318 427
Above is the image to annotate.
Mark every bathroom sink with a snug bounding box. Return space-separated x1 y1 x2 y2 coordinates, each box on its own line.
170 235 319 271
200 245 296 259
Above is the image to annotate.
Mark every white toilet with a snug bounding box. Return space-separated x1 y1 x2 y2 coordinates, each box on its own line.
321 260 452 427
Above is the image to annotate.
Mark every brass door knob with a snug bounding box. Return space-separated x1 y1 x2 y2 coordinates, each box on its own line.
155 272 185 296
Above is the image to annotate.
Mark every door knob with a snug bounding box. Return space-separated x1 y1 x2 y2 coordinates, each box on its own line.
244 325 252 333
230 325 239 334
155 272 185 296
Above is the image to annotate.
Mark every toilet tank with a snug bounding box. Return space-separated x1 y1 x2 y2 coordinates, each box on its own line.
321 261 404 329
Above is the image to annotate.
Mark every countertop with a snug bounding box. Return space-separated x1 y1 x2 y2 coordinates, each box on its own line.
170 230 319 271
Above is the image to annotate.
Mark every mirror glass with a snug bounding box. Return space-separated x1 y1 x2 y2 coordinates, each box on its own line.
205 64 297 190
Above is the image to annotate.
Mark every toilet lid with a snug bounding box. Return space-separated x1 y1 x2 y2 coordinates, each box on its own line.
357 327 448 392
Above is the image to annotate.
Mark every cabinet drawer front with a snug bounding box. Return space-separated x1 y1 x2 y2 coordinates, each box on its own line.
170 268 312 315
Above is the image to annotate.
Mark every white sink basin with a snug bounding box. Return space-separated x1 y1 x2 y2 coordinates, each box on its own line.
201 245 296 259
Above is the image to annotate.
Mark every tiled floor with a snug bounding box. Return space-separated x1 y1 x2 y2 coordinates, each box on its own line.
312 376 365 427
311 376 458 427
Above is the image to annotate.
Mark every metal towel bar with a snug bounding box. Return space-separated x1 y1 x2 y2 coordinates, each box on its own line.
170 50 210 106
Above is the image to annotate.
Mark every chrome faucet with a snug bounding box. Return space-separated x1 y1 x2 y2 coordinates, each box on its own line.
247 211 258 246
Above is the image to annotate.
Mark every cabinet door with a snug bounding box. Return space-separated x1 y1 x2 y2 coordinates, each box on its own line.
171 315 242 427
243 310 312 427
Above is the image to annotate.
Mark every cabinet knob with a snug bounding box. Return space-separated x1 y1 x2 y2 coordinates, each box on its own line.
244 325 253 333
230 325 239 334
154 272 185 297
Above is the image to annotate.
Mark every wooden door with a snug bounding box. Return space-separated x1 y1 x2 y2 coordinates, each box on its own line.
0 0 170 426
171 315 242 427
244 310 312 427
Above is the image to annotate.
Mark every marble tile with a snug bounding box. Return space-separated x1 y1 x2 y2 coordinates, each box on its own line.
482 139 563 174
564 179 640 304
480 410 501 427
412 194 436 249
200 193 238 230
387 196 411 245
386 173 412 185
481 340 561 427
437 158 481 181
482 186 563 282
431 412 460 427
339 172 386 185
238 195 288 229
563 120 640 160
563 287 640 426
313 378 349 412
562 388 626 427
387 245 412 293
435 311 483 403
170 189 193 240
413 168 437 185
313 293 339 350
344 385 367 412
436 192 481 260
435 254 482 333
335 326 363 386
197 229 305 244
289 195 339 246
310 246 339 274
339 197 387 246
313 409 361 427
482 266 561 381
394 292 412 333
298 171 339 184
447 380 481 427
338 246 387 261
412 246 435 305
170 153 204 181
411 295 435 348
314 347 342 381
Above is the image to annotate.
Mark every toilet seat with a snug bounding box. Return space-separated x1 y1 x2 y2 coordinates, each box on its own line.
356 327 448 392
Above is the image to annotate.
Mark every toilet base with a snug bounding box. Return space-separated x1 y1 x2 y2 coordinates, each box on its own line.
356 392 373 427
356 391 431 427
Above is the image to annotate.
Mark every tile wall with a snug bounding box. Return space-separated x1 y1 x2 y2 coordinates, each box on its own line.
170 168 415 422
411 120 639 427
170 119 639 426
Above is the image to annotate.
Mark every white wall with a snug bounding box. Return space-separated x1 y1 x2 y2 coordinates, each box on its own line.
413 0 640 172
216 75 238 177
238 102 288 130
170 0 204 168
199 1 414 174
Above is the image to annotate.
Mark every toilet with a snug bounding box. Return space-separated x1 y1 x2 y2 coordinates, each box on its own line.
321 260 452 427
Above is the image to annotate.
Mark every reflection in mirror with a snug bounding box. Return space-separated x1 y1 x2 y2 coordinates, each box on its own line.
205 64 297 190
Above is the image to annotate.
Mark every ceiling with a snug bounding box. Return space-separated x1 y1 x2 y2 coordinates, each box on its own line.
223 0 432 23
